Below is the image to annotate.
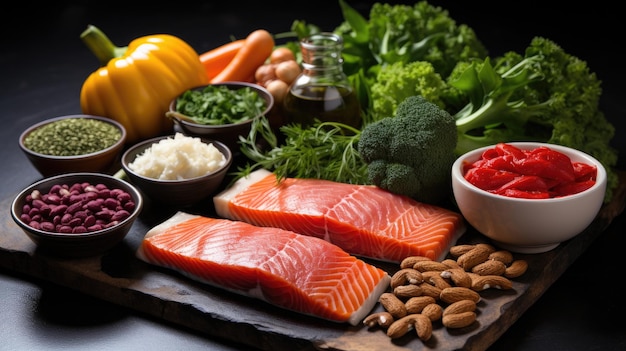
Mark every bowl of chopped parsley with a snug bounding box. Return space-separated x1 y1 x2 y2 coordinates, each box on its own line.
19 114 127 177
167 82 273 151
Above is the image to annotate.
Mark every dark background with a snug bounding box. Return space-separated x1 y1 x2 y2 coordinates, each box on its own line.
4 1 623 166
1 1 624 350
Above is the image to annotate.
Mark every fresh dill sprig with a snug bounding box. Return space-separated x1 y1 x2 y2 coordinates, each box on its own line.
235 116 368 184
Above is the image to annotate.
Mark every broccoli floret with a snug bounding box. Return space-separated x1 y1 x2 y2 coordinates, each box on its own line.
358 95 457 204
450 37 619 202
369 61 448 122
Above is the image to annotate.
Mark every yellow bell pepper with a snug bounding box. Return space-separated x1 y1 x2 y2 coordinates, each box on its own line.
79 25 208 143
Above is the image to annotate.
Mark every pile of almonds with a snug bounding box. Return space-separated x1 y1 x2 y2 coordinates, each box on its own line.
364 243 528 342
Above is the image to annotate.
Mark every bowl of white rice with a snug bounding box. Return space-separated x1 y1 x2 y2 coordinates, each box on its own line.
121 133 232 207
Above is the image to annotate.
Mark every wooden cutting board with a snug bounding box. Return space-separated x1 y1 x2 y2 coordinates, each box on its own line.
1 172 624 351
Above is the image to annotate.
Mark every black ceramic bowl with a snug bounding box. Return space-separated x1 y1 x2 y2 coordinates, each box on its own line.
167 82 274 151
11 173 143 258
19 115 127 177
121 134 233 207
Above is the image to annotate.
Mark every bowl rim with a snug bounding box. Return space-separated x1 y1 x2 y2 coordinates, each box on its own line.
452 142 607 203
19 114 127 160
10 172 144 239
121 134 233 183
168 81 275 129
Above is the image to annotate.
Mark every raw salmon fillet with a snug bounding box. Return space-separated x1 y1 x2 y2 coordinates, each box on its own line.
136 212 391 326
214 169 465 263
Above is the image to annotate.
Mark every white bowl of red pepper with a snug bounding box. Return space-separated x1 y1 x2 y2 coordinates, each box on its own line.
10 173 143 258
451 142 607 254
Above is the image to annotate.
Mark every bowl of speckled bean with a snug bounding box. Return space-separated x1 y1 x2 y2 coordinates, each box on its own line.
10 172 143 257
19 114 127 177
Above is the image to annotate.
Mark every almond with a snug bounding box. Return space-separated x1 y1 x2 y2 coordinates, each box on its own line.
413 260 449 272
440 287 481 304
440 268 472 288
449 244 476 257
390 268 423 289
504 259 529 278
393 284 423 299
471 259 507 276
441 258 462 270
421 303 443 322
363 311 394 328
405 296 436 314
422 270 452 290
379 292 407 318
457 243 494 270
414 314 433 341
419 282 442 299
400 255 432 269
386 314 431 340
386 315 413 339
442 311 476 329
488 250 514 265
443 299 477 316
387 313 433 341
470 275 513 291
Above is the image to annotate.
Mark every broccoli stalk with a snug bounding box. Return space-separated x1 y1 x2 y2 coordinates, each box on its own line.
358 95 457 205
452 55 547 154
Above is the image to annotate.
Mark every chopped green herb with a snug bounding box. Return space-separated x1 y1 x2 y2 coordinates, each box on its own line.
24 118 122 156
175 85 267 125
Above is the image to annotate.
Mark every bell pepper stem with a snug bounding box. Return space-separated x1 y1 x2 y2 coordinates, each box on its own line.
80 25 128 66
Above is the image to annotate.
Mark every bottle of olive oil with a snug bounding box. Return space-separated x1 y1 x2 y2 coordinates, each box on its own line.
283 33 362 129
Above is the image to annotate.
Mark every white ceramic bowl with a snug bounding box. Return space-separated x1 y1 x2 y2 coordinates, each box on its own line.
451 142 607 254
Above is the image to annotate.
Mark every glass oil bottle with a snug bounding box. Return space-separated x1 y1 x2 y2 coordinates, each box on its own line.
283 32 362 129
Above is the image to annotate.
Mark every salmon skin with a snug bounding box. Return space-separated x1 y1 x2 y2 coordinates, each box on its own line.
214 169 466 263
136 211 391 326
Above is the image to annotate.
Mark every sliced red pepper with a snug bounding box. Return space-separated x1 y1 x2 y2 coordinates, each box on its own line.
495 175 549 193
480 148 502 160
494 142 527 160
552 179 596 197
464 168 518 191
463 159 483 174
484 155 517 173
572 162 597 181
516 148 575 182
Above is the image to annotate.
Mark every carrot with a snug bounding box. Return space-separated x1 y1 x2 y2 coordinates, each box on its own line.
199 39 245 81
210 29 275 84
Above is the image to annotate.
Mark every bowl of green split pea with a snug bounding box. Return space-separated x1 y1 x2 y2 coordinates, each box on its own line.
19 114 127 177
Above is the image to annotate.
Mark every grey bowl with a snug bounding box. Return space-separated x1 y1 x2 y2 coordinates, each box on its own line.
168 82 274 151
19 115 127 177
121 135 233 207
11 173 143 258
